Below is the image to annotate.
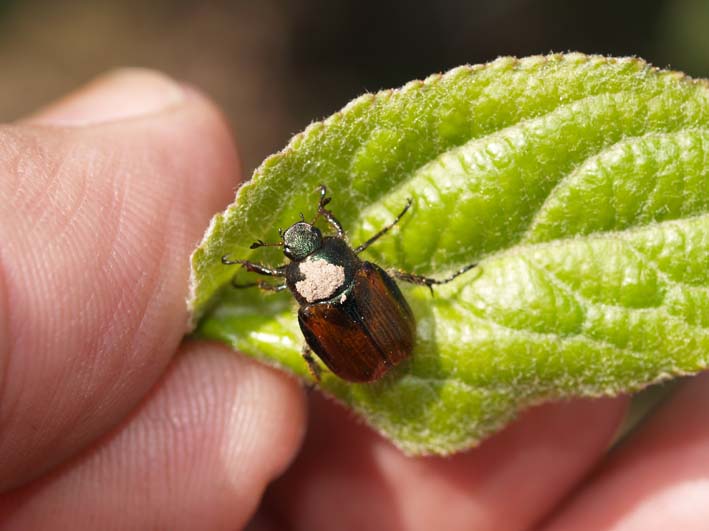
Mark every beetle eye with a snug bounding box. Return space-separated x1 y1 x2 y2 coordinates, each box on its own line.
284 245 295 259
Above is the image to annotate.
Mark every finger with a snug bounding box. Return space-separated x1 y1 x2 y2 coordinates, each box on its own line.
541 374 709 531
0 69 240 490
0 342 306 530
263 393 627 531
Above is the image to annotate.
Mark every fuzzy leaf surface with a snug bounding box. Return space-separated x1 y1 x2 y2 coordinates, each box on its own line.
189 54 709 454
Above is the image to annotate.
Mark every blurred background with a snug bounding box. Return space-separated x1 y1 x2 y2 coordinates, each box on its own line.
0 0 707 175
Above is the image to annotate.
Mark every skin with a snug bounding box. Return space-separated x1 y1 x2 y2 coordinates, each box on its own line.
0 69 705 531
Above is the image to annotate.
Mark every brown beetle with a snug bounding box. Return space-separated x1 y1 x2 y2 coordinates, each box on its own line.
222 186 475 382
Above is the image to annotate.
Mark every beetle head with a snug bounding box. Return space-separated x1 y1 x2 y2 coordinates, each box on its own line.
283 222 322 261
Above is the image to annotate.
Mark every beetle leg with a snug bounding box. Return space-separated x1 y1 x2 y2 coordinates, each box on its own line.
392 263 478 293
314 184 345 237
221 255 287 277
355 198 413 254
302 344 322 382
231 279 287 292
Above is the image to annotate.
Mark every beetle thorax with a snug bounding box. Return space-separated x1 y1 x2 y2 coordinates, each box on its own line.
295 258 346 303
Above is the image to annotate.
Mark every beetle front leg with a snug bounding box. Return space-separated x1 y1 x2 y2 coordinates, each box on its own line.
231 280 287 292
221 255 287 277
314 185 345 237
302 344 322 382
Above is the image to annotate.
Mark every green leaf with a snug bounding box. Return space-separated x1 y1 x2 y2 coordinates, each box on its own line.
189 54 709 455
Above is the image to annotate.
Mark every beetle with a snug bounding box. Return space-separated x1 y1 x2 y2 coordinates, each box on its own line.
222 185 476 382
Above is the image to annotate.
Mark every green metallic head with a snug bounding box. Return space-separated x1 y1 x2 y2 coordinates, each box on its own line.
283 222 323 261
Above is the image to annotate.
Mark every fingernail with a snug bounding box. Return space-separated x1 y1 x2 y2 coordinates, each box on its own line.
25 68 185 126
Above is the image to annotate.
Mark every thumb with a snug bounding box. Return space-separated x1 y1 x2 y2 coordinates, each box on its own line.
0 69 239 490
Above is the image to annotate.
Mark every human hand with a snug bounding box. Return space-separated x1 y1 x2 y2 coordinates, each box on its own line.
0 70 306 529
0 70 704 531
264 381 709 531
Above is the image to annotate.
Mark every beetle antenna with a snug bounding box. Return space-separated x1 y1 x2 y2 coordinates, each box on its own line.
250 240 283 249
